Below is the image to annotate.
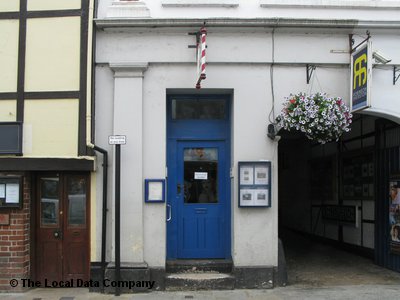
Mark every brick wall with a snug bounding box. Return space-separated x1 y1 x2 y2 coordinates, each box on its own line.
0 174 31 292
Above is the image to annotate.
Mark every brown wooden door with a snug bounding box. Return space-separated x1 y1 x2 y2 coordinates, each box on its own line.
36 173 90 282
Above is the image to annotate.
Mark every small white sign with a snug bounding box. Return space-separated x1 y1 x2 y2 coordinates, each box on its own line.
240 166 254 185
194 172 208 180
148 182 163 201
254 166 269 185
0 184 5 198
6 183 19 203
108 135 126 145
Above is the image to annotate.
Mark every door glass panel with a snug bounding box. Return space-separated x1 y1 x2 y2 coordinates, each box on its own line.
40 178 59 227
183 148 218 204
172 99 225 120
67 177 86 226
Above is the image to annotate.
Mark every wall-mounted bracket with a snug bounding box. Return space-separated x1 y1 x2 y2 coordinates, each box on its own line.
394 66 400 85
306 64 316 84
350 31 370 54
188 31 200 48
188 22 207 49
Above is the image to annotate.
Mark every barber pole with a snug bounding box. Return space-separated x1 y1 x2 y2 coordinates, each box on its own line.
196 26 207 89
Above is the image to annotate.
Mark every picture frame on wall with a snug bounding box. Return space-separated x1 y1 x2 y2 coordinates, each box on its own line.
144 179 165 203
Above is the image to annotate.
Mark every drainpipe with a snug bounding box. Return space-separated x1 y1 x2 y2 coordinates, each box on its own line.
87 143 108 293
88 0 108 293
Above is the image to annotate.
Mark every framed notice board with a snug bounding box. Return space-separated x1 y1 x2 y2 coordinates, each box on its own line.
0 176 23 209
144 179 165 203
238 161 271 208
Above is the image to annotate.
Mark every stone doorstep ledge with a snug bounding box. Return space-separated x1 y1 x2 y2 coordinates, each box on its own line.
89 263 166 293
90 263 278 293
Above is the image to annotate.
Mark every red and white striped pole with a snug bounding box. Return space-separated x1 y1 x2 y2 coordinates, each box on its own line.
196 26 207 89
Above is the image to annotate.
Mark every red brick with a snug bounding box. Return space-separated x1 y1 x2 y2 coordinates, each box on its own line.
9 236 24 241
9 246 25 252
9 257 25 263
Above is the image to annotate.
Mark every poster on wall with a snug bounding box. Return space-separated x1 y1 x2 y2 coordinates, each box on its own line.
389 178 400 254
240 166 254 185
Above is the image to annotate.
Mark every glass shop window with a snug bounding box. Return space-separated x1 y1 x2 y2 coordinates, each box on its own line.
171 99 226 120
183 148 218 204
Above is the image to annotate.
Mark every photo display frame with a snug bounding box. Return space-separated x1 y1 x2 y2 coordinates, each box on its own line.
238 161 271 208
0 176 23 209
144 179 166 203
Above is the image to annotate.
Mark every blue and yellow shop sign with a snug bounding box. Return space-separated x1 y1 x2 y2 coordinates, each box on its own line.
351 41 371 112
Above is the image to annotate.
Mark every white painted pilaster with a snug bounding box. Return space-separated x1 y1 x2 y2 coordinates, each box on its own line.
110 62 148 263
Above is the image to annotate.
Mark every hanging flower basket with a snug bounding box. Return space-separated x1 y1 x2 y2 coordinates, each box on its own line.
276 92 352 144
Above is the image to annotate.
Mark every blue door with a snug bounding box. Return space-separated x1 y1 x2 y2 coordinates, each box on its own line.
167 95 231 259
177 141 226 258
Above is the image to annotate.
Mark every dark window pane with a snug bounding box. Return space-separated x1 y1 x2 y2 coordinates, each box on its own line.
68 177 86 226
183 148 218 204
40 178 59 226
172 99 225 120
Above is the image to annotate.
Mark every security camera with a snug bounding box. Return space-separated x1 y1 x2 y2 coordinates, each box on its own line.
267 124 276 140
373 51 391 64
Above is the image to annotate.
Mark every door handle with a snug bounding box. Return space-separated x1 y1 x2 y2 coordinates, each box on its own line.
177 183 182 194
166 204 172 222
54 230 62 239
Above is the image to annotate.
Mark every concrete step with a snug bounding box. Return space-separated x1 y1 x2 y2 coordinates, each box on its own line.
166 259 233 273
165 271 235 291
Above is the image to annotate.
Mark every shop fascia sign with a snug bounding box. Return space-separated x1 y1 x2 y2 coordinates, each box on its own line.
350 40 372 112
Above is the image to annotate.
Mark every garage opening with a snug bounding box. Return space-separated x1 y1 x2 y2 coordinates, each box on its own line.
278 114 400 286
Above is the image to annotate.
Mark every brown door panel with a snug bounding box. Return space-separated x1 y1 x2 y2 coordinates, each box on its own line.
63 242 88 280
36 240 62 282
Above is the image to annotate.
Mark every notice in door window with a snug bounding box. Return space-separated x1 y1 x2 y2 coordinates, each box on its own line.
194 172 208 180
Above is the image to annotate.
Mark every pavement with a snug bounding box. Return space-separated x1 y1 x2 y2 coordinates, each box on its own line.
1 285 400 300
2 230 400 299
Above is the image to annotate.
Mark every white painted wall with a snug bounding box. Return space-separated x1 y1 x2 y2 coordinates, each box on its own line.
97 0 400 21
94 0 400 268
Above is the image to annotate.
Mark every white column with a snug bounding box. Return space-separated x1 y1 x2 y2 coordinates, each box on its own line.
110 62 148 263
